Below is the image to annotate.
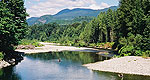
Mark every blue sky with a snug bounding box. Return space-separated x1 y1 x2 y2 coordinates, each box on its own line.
25 0 119 17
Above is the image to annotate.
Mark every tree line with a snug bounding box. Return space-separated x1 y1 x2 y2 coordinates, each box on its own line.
27 0 150 56
0 0 149 57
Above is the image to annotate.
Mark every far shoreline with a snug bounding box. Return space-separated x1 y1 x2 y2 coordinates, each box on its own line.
15 42 113 56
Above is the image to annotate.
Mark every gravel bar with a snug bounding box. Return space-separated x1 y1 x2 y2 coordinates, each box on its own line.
84 56 150 76
16 42 107 54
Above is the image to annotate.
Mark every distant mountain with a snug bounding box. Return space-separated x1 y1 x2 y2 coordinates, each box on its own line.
27 6 118 25
27 17 39 26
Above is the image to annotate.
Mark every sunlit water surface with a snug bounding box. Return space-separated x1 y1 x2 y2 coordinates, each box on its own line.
0 51 150 80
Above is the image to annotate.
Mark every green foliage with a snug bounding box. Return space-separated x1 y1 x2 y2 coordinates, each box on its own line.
142 50 150 57
80 18 100 43
117 0 150 56
26 23 59 41
119 45 133 56
80 9 117 44
0 52 4 60
26 0 149 56
0 0 27 54
19 39 43 47
119 33 145 56
89 43 97 47
0 2 15 52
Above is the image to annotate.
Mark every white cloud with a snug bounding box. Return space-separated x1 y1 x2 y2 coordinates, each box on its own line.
33 0 41 1
100 2 110 8
26 0 110 17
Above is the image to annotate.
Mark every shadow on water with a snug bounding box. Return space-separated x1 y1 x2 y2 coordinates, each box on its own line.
0 67 21 80
0 51 150 80
95 71 150 80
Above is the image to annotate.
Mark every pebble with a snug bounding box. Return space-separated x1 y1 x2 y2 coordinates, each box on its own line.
84 56 150 76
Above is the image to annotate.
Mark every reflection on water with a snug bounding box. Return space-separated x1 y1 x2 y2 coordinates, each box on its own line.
0 51 150 80
95 71 150 80
0 67 21 80
25 51 110 64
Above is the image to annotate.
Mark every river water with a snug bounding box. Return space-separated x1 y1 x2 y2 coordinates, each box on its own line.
0 51 150 80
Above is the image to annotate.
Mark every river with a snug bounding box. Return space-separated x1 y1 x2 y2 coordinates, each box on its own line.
0 51 150 80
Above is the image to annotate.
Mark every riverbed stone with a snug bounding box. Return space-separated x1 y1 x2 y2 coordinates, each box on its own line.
0 60 11 68
84 56 150 76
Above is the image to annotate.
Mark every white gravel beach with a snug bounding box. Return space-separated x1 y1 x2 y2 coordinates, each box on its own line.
0 60 11 69
84 56 150 76
15 42 107 54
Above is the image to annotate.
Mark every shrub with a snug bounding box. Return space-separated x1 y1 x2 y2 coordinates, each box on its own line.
0 52 4 60
118 33 147 56
98 42 114 49
89 43 96 47
142 50 150 57
19 39 43 47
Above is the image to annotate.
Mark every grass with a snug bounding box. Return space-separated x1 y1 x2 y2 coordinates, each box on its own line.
104 53 109 55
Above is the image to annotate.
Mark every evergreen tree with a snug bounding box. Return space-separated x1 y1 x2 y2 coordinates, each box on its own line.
0 0 27 54
7 0 28 41
80 19 99 43
106 9 116 42
97 12 107 43
99 12 107 42
118 0 150 55
0 1 15 52
24 0 149 56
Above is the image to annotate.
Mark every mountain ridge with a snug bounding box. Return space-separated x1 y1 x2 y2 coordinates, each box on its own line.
27 6 118 25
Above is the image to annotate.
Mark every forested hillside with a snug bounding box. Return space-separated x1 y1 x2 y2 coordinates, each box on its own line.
27 6 118 25
26 0 150 56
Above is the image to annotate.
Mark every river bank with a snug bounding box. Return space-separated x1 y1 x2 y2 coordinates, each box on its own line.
0 60 11 69
15 42 111 54
0 51 24 69
5 42 150 76
0 42 112 69
84 56 150 76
